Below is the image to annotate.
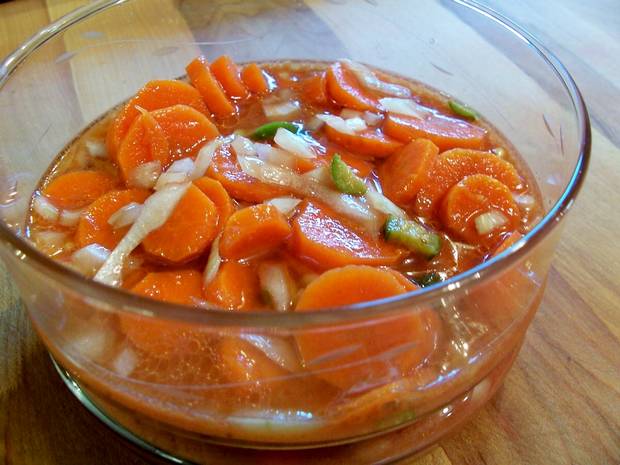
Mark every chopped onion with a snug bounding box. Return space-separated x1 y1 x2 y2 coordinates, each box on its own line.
128 160 161 189
108 202 143 229
340 108 363 119
302 165 331 185
85 139 107 158
365 187 407 219
513 193 536 208
33 195 59 222
316 114 367 135
266 197 301 217
71 244 111 276
274 127 316 159
258 262 294 312
231 134 258 159
192 137 224 180
70 327 110 360
95 182 191 286
341 59 412 98
306 116 325 132
475 210 508 235
32 230 67 255
363 111 383 126
240 334 301 372
168 157 195 173
379 97 431 118
255 143 297 169
263 100 301 120
203 234 221 286
59 208 82 227
154 171 190 190
112 346 137 377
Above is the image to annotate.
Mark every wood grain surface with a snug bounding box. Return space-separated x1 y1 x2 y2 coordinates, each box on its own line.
0 1 618 464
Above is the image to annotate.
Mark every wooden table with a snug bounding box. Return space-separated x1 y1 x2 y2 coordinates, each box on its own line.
0 1 618 464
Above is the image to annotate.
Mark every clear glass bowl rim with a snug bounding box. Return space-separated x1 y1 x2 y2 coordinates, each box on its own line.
0 0 591 328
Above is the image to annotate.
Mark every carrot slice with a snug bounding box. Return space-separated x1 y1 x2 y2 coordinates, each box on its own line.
326 62 379 111
207 144 290 202
323 125 403 158
43 170 118 210
302 72 329 106
204 261 262 311
440 174 521 248
219 204 291 260
75 188 150 250
219 337 287 383
106 80 208 160
186 57 236 119
151 104 219 160
241 63 271 94
117 110 170 183
210 55 249 99
142 185 219 263
193 177 235 231
383 113 488 151
295 265 439 390
378 138 439 206
415 148 523 217
290 200 405 269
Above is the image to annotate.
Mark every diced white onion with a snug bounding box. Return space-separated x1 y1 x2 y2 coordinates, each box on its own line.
71 243 111 276
59 208 83 227
274 127 316 159
306 116 325 132
341 59 412 98
240 335 301 372
363 111 383 126
266 197 301 217
85 139 107 158
95 182 191 286
259 262 294 312
475 210 508 235
33 195 59 222
513 193 536 208
231 135 258 159
203 234 221 287
255 143 297 169
70 327 110 361
340 108 363 119
154 171 190 191
263 100 301 120
316 114 367 135
167 157 195 174
108 202 143 229
32 230 67 255
112 346 138 377
128 160 161 189
302 165 331 185
365 187 407 219
379 97 431 118
191 137 224 180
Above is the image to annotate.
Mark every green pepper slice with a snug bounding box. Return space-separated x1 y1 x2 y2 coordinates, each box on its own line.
384 215 441 258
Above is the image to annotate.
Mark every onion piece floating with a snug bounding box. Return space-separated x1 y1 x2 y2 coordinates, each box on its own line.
363 111 383 126
59 208 83 227
108 202 143 229
85 139 107 158
263 100 301 120
71 243 111 277
255 143 298 169
340 108 363 119
258 262 295 312
379 97 432 119
341 59 412 98
112 346 138 377
192 137 226 180
306 116 325 132
316 114 367 135
33 195 59 222
203 234 222 287
240 334 301 372
274 127 316 159
513 193 536 209
266 197 301 217
475 210 508 235
32 230 68 255
128 160 162 189
95 182 191 286
365 187 407 219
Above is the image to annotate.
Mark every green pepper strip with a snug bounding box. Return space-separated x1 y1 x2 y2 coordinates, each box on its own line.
250 121 303 140
448 100 478 121
330 154 367 196
384 215 441 258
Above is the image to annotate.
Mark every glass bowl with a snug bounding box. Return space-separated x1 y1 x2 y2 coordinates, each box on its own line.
0 0 589 463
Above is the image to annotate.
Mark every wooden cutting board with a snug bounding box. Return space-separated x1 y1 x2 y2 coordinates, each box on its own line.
0 1 618 464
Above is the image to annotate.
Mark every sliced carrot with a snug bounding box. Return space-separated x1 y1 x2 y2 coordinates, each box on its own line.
440 174 521 248
219 337 288 383
193 177 235 231
151 104 219 160
75 188 150 250
415 148 523 218
186 57 236 119
326 62 379 111
43 170 118 210
210 55 249 99
290 200 405 269
241 63 271 94
207 144 290 202
378 138 439 206
204 261 262 311
106 80 208 160
386 268 417 291
302 72 329 106
295 265 438 390
142 185 219 263
219 204 291 260
383 113 488 151
323 125 403 158
120 269 206 355
117 110 170 183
